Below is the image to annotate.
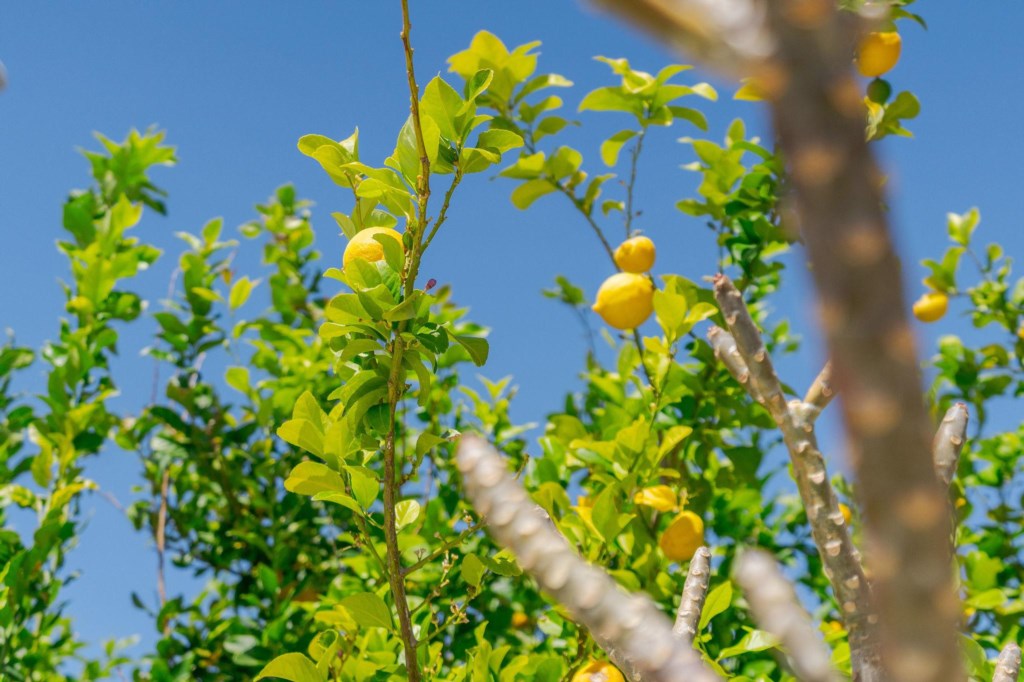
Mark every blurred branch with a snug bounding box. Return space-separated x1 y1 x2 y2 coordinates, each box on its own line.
802 361 836 424
673 546 712 644
993 643 1022 682
456 435 720 682
735 550 839 682
932 403 968 488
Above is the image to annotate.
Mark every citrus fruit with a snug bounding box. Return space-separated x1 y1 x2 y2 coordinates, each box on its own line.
571 661 625 682
857 31 901 78
614 236 656 273
592 273 654 330
659 510 704 562
511 612 530 629
343 227 404 268
633 485 678 512
912 291 948 323
839 503 852 525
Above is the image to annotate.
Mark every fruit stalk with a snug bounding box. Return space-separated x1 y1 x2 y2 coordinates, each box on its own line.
672 545 711 644
735 550 839 682
456 435 720 682
707 283 877 681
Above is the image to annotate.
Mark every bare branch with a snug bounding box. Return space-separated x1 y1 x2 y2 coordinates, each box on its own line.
709 277 877 680
993 643 1022 682
932 403 968 488
588 0 773 77
456 436 720 682
708 326 761 403
735 550 839 682
803 361 836 424
673 546 712 644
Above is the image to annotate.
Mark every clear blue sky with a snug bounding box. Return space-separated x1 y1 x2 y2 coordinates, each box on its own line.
2 0 1023 664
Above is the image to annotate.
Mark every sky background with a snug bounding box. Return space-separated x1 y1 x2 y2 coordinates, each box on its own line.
2 0 1023 667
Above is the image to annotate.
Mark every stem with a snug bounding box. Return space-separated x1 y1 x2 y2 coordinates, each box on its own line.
624 129 646 237
555 184 617 264
156 469 170 620
673 545 712 644
402 520 484 576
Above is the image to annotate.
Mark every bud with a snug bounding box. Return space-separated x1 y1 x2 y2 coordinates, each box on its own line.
425 278 437 291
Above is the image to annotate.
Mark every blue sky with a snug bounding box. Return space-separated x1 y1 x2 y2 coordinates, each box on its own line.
2 0 1023 665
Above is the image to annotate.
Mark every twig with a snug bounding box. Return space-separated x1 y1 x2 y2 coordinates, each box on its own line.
735 549 839 682
709 277 877 681
673 545 711 644
761 5 963 681
456 435 720 682
993 643 1022 682
156 469 170 619
932 403 968 488
802 361 836 424
624 129 646 237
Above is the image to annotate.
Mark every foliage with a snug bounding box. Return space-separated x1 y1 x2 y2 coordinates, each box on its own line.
1 4 1023 682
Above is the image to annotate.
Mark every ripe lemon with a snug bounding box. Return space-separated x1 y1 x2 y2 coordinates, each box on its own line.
592 273 654 330
839 503 852 525
572 661 624 682
343 227 404 268
511 612 530 629
633 485 678 512
614 236 656 273
857 32 901 78
912 291 948 323
659 510 704 562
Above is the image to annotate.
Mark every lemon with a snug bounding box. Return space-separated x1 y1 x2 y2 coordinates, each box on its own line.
838 503 852 525
571 661 625 682
573 496 595 525
343 227 404 268
1017 322 1024 341
592 273 654 330
857 32 901 78
912 291 948 323
659 510 704 562
511 612 530 629
633 485 678 512
614 236 656 273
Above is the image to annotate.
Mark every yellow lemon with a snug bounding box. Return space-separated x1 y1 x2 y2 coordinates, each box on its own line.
343 227 404 268
633 485 678 512
511 612 530 629
614 236 656 273
659 510 704 562
592 273 654 330
857 32 902 78
572 661 625 682
573 496 595 525
1016 322 1024 340
912 291 948 323
839 503 852 526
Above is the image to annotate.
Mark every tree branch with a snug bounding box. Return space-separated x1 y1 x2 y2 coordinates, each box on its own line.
456 435 720 682
993 643 1022 682
708 278 877 681
802 361 836 424
673 545 711 644
735 549 839 682
932 403 968 488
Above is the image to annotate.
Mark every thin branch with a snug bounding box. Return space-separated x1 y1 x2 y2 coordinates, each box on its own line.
735 550 839 682
993 643 1022 682
624 129 646 237
456 435 720 682
673 545 711 644
932 403 968 488
556 184 617 264
156 469 170 621
709 276 877 681
802 361 836 424
707 325 761 403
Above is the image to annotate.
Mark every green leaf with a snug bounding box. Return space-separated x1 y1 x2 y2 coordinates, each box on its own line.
447 331 490 366
477 129 524 153
311 491 363 516
960 634 992 680
339 593 393 630
717 629 779 660
225 366 250 394
699 581 733 630
510 179 555 210
346 466 379 509
277 420 325 460
578 86 641 116
284 462 345 496
947 208 980 246
461 554 486 588
421 76 465 141
395 499 421 531
600 130 637 167
255 653 326 682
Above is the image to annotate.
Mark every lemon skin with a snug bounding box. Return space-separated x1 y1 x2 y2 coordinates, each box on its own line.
614 236 656 273
343 227 404 268
592 273 654 330
912 292 948 323
857 32 901 78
